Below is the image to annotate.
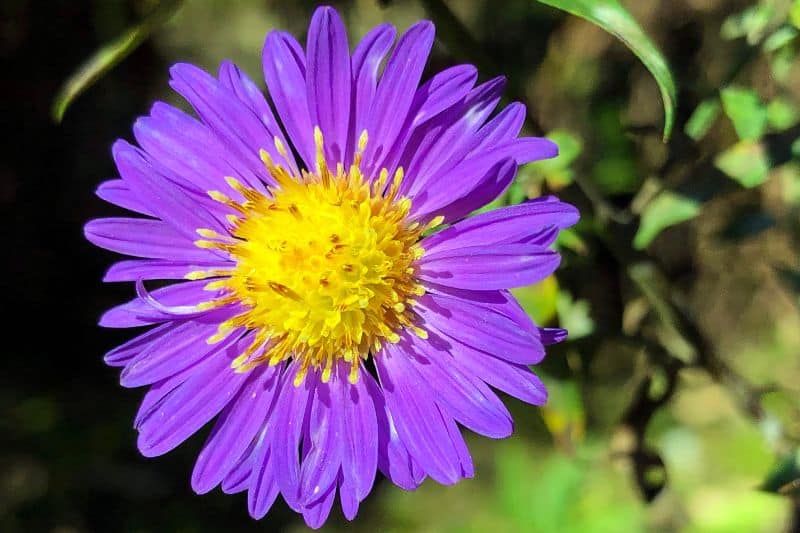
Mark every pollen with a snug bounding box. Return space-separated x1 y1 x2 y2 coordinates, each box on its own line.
195 128 437 384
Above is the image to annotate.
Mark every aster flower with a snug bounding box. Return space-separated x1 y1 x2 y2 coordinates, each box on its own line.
85 5 578 528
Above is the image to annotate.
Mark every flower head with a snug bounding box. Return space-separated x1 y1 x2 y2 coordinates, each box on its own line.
86 5 578 528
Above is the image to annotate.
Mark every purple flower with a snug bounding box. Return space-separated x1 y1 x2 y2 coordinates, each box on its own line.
85 5 578 528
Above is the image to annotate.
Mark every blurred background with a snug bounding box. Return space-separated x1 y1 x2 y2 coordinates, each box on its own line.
3 0 800 531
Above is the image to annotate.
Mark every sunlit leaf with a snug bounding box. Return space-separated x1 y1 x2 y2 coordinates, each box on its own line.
512 275 559 325
767 97 799 131
52 0 183 123
762 26 798 52
791 0 800 29
555 227 589 255
540 376 586 448
715 140 771 188
720 86 768 141
556 291 595 339
535 0 677 140
685 98 721 141
633 191 700 249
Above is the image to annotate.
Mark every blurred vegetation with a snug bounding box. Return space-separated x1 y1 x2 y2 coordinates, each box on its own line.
4 0 800 531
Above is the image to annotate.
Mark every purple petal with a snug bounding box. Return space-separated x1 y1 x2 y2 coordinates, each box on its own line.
103 321 175 367
271 362 316 511
120 318 237 387
421 197 579 254
540 327 568 345
339 362 378 503
375 341 464 485
218 61 297 173
362 21 435 174
96 179 156 217
456 344 548 405
136 335 250 457
168 63 275 190
363 370 422 490
416 292 544 365
248 432 280 519
222 441 257 494
113 140 228 238
466 102 527 156
378 64 479 176
409 157 516 223
103 259 229 282
442 411 474 478
98 280 227 328
400 331 513 438
350 24 396 146
84 217 219 263
134 102 261 197
263 31 315 169
432 157 517 223
401 77 506 199
418 243 561 290
302 483 337 530
306 6 351 166
299 368 343 506
192 364 281 494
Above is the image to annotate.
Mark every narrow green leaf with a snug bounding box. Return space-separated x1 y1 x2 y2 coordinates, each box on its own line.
633 191 700 249
52 0 183 123
720 86 768 141
536 0 677 141
685 98 721 141
715 140 771 188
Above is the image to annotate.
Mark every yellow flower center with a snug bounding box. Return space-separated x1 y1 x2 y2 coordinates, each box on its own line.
190 129 439 385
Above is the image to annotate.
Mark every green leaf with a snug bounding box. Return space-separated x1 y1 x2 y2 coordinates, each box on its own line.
762 26 798 52
555 291 595 339
685 98 721 141
51 0 183 123
715 140 771 188
720 86 768 141
535 0 677 141
633 191 700 249
767 97 799 131
791 0 800 29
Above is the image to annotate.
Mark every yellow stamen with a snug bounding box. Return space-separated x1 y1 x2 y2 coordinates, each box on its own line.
198 127 429 383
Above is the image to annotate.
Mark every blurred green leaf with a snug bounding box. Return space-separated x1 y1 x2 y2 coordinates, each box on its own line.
720 86 768 141
52 0 183 123
721 3 773 44
555 227 589 255
685 98 721 141
715 140 771 188
556 291 595 339
633 191 700 249
767 97 799 130
512 275 559 325
540 376 586 448
536 0 677 140
763 25 798 51
791 0 800 29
